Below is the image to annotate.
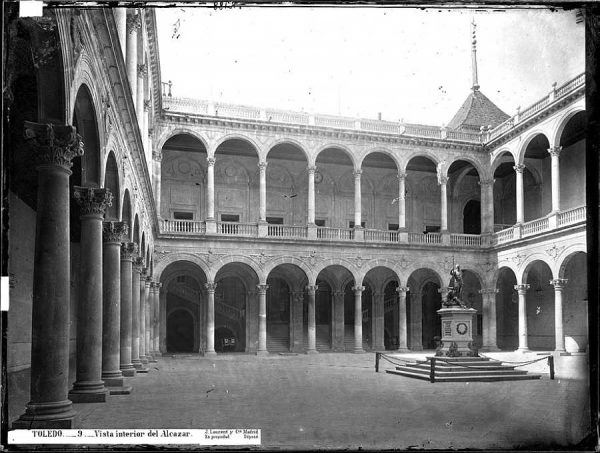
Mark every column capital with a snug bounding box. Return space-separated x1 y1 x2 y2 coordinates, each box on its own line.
145 276 152 287
547 146 563 157
126 11 142 33
24 121 85 171
121 242 138 261
256 284 269 295
332 290 345 298
152 150 162 162
205 282 217 293
73 186 113 217
550 278 568 290
397 170 407 180
206 156 216 167
353 169 363 178
479 288 499 295
137 62 147 78
513 164 526 174
352 285 365 294
306 285 318 295
396 286 409 294
132 256 144 271
438 175 448 185
102 221 128 243
478 178 495 187
514 284 530 294
290 290 304 302
258 161 268 171
307 164 317 174
143 99 151 111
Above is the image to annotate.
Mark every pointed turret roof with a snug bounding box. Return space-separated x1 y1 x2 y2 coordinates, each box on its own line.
447 19 510 132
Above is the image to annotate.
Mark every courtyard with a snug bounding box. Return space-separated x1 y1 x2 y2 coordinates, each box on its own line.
8 352 591 450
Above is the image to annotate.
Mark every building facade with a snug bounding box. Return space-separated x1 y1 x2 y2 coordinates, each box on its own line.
4 6 588 428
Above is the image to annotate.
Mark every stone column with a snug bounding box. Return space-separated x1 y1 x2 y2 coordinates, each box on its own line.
137 62 146 131
514 164 525 224
257 284 269 355
548 147 562 213
69 186 112 403
307 165 316 224
550 278 568 352
206 157 215 220
372 292 385 351
146 283 156 363
397 171 406 229
205 282 217 355
352 286 365 352
125 10 141 99
152 152 162 217
153 282 161 356
409 290 423 350
130 260 141 369
332 290 345 351
439 175 448 231
101 222 130 391
258 161 267 222
159 288 167 353
119 244 137 376
479 179 495 234
353 169 362 227
13 122 83 429
290 291 304 352
140 276 150 363
479 288 499 351
306 285 318 353
514 284 530 352
396 286 409 352
113 8 127 58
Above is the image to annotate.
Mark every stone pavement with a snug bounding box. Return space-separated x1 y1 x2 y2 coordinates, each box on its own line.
9 352 591 450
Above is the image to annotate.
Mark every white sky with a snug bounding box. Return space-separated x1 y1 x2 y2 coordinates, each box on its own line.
156 6 584 126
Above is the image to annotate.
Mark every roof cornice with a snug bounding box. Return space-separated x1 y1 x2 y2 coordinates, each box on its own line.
145 8 163 116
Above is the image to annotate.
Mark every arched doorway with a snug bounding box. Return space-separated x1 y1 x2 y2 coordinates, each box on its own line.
560 251 588 352
523 260 555 350
167 309 195 353
421 281 442 349
383 280 400 350
407 268 443 350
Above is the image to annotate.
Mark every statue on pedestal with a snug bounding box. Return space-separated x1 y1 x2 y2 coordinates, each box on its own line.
443 264 467 308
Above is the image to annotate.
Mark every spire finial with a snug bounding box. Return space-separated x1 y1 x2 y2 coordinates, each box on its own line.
471 18 480 91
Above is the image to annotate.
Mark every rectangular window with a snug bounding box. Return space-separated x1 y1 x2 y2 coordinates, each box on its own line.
424 225 441 233
388 224 399 231
349 221 366 228
220 214 240 222
266 217 284 225
173 211 193 220
315 219 326 227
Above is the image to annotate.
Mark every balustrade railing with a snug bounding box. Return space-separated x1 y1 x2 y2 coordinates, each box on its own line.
522 217 550 237
555 73 585 98
265 109 309 125
360 119 402 134
169 284 201 303
493 226 516 245
314 114 356 129
316 227 354 241
384 296 397 313
215 103 261 120
558 205 586 227
215 299 244 320
446 130 482 142
267 224 308 238
161 219 206 234
450 234 481 247
403 123 442 138
217 221 258 237
408 232 442 244
364 229 399 243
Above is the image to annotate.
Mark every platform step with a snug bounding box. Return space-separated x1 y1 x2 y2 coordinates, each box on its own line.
407 363 518 372
394 365 529 378
386 369 542 382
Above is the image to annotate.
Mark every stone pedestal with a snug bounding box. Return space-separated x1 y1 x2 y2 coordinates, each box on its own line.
435 307 478 357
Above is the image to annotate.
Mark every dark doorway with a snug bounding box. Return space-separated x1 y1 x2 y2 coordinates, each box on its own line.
167 310 194 352
421 282 442 349
215 327 237 353
463 199 481 234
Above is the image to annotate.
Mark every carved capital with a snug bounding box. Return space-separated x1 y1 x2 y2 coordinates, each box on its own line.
121 242 138 260
102 221 128 243
152 150 162 162
24 121 84 171
352 285 365 294
126 12 142 33
513 164 526 174
332 291 345 298
73 186 112 216
256 284 269 295
206 157 216 167
258 161 268 171
397 170 407 181
547 146 562 158
514 284 530 294
478 178 495 187
140 267 148 277
306 285 318 295
395 286 409 294
438 175 449 185
137 63 147 78
132 256 144 270
353 169 363 178
307 165 317 174
205 282 217 293
478 288 499 295
145 277 152 287
550 278 568 290
144 99 151 111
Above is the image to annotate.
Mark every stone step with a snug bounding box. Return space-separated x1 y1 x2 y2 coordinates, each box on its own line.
394 365 529 377
408 363 517 372
386 369 542 382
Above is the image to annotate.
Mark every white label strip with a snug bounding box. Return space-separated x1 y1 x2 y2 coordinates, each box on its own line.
1 276 8 311
8 429 261 445
19 1 43 17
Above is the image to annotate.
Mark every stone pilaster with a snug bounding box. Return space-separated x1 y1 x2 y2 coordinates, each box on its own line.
140 275 150 364
514 284 530 352
153 282 161 356
352 286 365 352
307 165 316 225
397 171 407 230
206 157 215 221
136 62 147 131
479 288 500 351
290 291 304 353
478 178 495 235
13 122 83 428
514 164 525 224
159 287 167 354
101 222 131 393
396 286 410 352
438 175 448 231
353 169 362 230
306 285 318 354
145 281 154 362
257 284 269 355
332 291 345 351
258 161 268 222
120 243 137 376
69 186 113 403
205 282 217 355
372 292 385 351
125 10 141 98
548 147 562 213
550 278 568 352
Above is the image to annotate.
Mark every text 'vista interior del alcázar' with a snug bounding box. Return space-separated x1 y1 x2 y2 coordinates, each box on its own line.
3 4 593 449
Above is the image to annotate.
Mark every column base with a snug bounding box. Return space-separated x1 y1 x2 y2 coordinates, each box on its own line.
353 348 365 353
205 351 217 356
306 349 318 355
140 357 149 364
256 350 269 356
108 385 133 395
12 400 77 429
69 387 108 404
135 367 149 374
373 345 385 352
121 368 136 377
148 357 158 363
102 376 124 387
396 347 410 353
480 346 500 352
517 348 530 353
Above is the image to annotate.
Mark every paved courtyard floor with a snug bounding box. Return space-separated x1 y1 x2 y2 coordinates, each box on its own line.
9 351 592 450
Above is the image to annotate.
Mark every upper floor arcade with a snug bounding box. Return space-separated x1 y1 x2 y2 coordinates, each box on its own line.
151 72 586 252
